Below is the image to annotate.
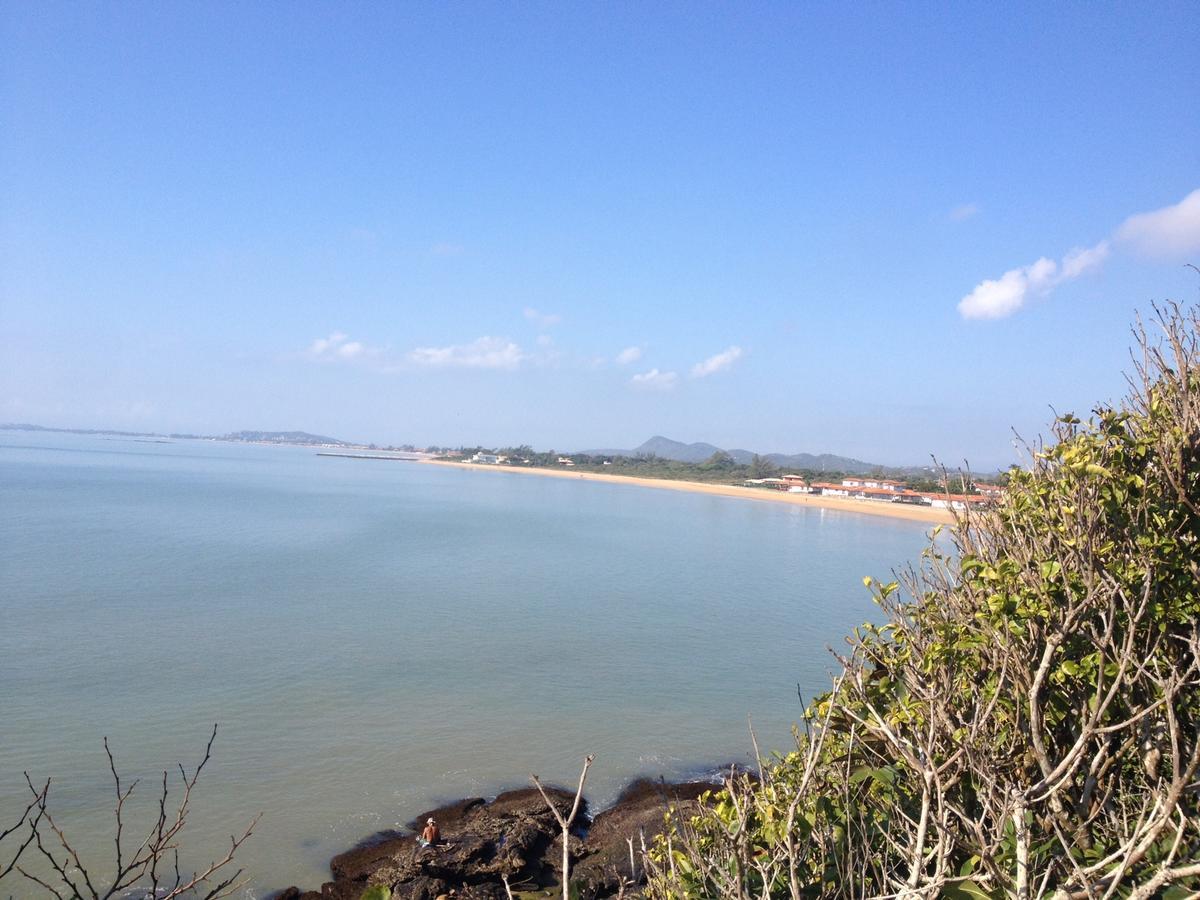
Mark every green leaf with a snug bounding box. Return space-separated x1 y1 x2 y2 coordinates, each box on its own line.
848 766 872 785
849 766 895 786
941 878 994 900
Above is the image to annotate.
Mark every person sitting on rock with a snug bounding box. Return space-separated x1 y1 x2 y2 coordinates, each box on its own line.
419 818 440 848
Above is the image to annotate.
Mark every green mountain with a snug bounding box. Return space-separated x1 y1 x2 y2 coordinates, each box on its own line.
580 435 889 474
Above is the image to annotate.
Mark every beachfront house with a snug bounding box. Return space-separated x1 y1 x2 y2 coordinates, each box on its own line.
782 474 810 492
841 477 904 491
925 494 991 510
744 477 789 490
813 481 852 497
814 482 915 503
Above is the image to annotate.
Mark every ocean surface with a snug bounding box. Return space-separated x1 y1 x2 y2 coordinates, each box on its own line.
0 431 936 896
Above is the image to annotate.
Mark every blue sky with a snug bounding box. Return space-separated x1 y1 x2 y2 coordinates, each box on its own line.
2 2 1198 468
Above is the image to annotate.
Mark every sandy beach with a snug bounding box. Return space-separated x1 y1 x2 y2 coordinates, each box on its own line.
422 460 955 524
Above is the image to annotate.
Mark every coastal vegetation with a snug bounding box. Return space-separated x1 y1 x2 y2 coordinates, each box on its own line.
645 303 1200 897
451 445 986 494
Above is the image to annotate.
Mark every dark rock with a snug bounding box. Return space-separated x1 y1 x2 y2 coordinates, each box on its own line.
488 786 584 822
573 779 715 899
265 884 355 900
388 874 449 899
445 885 508 900
331 830 418 882
298 785 583 899
406 797 487 833
286 778 715 900
319 882 368 900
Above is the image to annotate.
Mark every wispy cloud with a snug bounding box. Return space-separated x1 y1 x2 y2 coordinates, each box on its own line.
408 336 526 370
958 188 1199 320
1060 241 1111 279
958 243 1109 320
629 368 679 391
948 202 980 222
1114 188 1200 260
615 346 643 365
430 242 464 257
523 307 562 328
690 346 744 378
308 331 375 361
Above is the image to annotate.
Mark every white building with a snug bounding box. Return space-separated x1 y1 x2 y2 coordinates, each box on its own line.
471 452 506 464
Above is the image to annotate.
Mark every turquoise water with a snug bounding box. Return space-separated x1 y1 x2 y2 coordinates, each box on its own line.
0 431 934 896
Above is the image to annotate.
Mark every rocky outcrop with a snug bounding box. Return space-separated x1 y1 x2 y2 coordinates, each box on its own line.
274 777 717 900
573 779 713 899
277 786 581 899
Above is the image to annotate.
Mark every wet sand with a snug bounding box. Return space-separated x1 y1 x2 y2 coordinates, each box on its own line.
423 460 955 524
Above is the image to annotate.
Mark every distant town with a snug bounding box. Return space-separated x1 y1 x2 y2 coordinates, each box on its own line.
744 474 1001 511
460 448 1003 511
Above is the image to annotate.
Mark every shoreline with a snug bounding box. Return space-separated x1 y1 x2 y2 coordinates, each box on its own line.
421 459 955 524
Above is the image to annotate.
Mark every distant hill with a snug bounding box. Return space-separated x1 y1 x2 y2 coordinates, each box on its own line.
2 424 352 447
1 423 164 438
578 435 892 475
762 451 880 474
634 435 727 463
222 430 349 446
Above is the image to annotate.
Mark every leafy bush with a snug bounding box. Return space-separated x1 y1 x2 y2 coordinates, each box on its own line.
647 304 1200 898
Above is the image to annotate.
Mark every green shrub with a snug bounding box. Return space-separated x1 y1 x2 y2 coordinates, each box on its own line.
647 303 1200 898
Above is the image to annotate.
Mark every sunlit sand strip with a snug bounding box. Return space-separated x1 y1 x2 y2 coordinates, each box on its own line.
422 459 954 524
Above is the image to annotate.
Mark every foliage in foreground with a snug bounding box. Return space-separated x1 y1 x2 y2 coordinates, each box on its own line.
647 304 1200 899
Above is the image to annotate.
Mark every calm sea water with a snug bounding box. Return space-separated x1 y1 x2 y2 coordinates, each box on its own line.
0 432 934 896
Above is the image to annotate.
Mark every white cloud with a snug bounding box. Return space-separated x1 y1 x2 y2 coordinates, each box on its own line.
615 346 643 365
408 336 526 370
1115 188 1200 259
959 188 1200 320
958 241 1109 320
308 331 376 362
690 346 744 378
523 307 562 328
629 368 679 391
958 263 1049 320
1060 241 1111 279
536 334 555 348
948 203 980 222
309 331 347 355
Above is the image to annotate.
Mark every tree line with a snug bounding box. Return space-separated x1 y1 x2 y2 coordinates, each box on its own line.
447 444 993 492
